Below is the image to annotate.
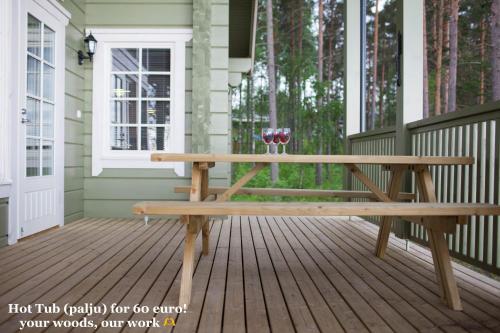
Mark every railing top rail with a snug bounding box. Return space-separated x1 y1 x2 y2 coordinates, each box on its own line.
347 126 396 141
407 101 500 130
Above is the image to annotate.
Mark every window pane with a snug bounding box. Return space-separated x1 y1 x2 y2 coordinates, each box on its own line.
112 48 139 71
111 74 138 98
26 138 40 177
141 101 170 124
27 15 41 56
111 101 137 124
42 102 54 138
110 126 138 150
141 127 167 151
27 56 41 97
142 49 170 72
42 140 53 176
43 64 55 101
43 25 55 63
26 97 40 137
141 75 170 98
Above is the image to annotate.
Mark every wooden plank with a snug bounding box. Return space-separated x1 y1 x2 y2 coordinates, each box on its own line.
151 153 474 165
275 217 370 333
333 217 498 330
216 162 266 202
289 217 411 332
221 217 246 333
134 201 500 217
345 163 393 202
240 215 271 333
317 217 482 331
174 186 416 200
247 216 296 333
44 220 176 333
1 219 169 333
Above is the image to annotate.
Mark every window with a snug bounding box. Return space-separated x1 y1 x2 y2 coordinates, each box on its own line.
91 29 192 176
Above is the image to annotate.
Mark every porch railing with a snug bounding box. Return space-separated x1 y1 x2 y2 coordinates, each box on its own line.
346 102 500 274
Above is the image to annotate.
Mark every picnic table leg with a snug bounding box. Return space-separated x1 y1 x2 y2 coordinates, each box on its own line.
201 168 210 255
179 162 203 307
374 166 405 258
416 166 462 310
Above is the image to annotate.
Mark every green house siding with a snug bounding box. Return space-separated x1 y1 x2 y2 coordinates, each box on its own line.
77 0 230 217
63 0 86 223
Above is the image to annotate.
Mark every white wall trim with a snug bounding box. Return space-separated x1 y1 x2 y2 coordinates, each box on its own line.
90 28 192 177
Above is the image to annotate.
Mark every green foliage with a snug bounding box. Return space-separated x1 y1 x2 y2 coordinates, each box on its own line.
231 163 344 202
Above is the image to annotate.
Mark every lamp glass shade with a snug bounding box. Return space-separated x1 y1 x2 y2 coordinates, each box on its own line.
85 33 97 55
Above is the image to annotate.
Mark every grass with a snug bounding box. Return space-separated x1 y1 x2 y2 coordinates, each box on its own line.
231 163 345 202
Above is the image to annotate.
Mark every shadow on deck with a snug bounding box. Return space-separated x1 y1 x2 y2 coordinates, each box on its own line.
0 216 499 332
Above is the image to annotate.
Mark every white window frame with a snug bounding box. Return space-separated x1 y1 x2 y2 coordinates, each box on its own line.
90 29 192 177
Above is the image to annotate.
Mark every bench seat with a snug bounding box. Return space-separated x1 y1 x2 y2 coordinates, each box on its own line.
133 201 500 218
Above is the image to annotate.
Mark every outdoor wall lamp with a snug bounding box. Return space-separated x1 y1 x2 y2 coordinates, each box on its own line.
78 32 97 65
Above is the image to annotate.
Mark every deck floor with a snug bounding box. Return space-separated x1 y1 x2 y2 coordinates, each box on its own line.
0 217 499 333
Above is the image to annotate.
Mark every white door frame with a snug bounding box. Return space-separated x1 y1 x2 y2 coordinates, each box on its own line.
10 0 69 243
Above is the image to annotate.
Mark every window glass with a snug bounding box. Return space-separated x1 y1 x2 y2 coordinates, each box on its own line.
110 47 171 151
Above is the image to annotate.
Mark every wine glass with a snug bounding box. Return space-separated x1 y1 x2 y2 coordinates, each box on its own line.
272 129 280 154
279 128 291 154
261 128 274 154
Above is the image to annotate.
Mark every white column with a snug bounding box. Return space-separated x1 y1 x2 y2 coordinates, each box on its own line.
0 0 12 185
395 0 424 155
343 0 361 137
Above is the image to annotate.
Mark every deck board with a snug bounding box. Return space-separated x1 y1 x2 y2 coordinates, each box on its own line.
0 217 499 333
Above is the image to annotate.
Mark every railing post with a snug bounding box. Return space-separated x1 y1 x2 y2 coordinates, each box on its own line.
394 0 424 238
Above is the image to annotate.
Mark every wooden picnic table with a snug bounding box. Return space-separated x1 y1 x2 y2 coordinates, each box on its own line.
135 153 500 311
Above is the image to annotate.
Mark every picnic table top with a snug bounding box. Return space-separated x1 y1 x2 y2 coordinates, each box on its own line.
151 153 474 165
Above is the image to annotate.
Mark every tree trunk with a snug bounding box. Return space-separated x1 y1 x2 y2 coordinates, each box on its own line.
443 7 450 114
379 62 385 126
423 2 430 118
238 86 243 153
266 0 279 182
492 0 500 100
480 18 487 105
434 0 444 116
315 0 324 186
447 0 459 113
371 0 379 130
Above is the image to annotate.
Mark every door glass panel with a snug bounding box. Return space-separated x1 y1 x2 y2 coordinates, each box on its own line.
27 56 41 96
110 101 137 124
26 98 40 136
42 103 54 138
43 26 55 64
42 140 53 176
110 127 138 150
26 138 40 177
43 64 55 101
27 15 41 56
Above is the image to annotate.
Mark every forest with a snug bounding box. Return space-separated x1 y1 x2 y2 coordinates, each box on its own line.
231 0 500 193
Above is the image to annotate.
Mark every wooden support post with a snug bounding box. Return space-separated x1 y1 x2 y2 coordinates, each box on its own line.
179 162 203 307
416 166 462 310
201 168 210 255
374 166 405 257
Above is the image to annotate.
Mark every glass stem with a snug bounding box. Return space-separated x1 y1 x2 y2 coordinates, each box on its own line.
282 144 286 155
266 144 270 154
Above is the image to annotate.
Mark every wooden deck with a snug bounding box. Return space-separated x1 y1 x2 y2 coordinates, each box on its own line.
0 217 499 333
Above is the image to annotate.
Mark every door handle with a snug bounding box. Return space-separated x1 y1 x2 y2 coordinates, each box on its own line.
21 108 30 124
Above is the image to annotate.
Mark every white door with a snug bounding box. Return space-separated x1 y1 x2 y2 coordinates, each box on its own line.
18 0 66 238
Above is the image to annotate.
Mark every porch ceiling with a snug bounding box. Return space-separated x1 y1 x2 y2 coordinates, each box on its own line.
229 0 256 59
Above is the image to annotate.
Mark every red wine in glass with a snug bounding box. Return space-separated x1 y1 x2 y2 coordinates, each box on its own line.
273 130 280 144
261 128 274 154
279 128 291 154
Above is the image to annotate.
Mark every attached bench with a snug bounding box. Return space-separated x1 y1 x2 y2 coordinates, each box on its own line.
133 200 500 310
